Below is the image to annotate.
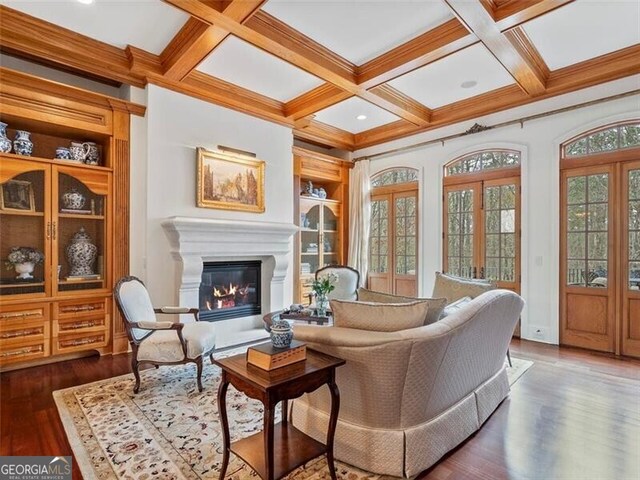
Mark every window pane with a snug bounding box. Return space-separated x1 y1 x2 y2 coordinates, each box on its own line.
501 210 516 233
371 168 418 187
486 257 499 281
588 204 608 231
485 186 500 210
501 258 515 282
568 260 586 285
621 125 640 148
486 234 500 257
501 234 515 258
446 150 520 176
486 211 500 233
567 233 586 259
567 176 586 204
565 138 587 157
630 170 640 200
564 123 640 157
462 235 473 257
461 213 474 234
630 169 640 288
502 185 516 209
630 262 640 289
448 235 460 256
588 174 608 202
568 205 587 231
588 232 607 260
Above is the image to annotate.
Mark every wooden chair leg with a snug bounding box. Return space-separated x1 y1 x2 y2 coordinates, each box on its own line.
507 349 513 368
196 357 204 393
132 359 141 394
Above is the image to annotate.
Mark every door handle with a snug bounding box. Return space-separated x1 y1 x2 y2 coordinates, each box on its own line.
480 266 485 279
46 222 51 240
52 222 57 240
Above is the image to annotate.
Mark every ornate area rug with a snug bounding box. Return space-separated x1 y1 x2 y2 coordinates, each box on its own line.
53 351 533 480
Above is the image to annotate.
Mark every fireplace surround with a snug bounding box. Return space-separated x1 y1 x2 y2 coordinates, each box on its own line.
162 217 298 344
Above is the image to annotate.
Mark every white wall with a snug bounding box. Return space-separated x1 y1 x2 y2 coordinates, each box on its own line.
130 85 295 319
356 81 640 344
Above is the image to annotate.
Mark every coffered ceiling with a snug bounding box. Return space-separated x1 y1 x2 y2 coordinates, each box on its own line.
1 0 639 151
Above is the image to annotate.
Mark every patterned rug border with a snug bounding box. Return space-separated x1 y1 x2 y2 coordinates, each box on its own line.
53 353 534 480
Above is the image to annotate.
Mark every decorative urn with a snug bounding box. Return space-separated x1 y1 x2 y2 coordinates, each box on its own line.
62 188 86 210
13 130 33 156
66 227 97 276
270 319 293 348
0 122 12 153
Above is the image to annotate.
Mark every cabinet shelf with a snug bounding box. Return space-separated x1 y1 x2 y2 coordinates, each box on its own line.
0 282 45 289
0 152 112 172
0 210 45 217
301 252 319 256
58 213 105 220
58 279 103 285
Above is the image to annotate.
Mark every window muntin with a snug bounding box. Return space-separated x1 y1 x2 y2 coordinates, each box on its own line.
371 168 418 187
564 122 640 158
445 150 520 177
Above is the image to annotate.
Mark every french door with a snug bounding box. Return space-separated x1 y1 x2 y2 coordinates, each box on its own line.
369 187 418 296
561 161 640 356
443 177 521 290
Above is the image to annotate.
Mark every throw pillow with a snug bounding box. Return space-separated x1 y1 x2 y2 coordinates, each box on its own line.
330 299 430 332
356 287 447 325
440 296 473 319
432 272 496 303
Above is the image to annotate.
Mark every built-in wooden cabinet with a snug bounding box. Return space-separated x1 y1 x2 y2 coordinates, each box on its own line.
0 67 144 369
293 147 351 303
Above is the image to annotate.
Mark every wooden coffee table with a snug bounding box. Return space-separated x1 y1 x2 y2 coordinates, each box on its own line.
214 348 345 480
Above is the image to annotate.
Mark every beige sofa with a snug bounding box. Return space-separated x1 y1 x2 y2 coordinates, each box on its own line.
291 289 524 477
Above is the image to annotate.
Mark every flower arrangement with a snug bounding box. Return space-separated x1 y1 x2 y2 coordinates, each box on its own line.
312 272 338 296
5 246 44 269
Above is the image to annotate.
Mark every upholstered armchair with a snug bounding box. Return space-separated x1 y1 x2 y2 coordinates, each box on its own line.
313 265 360 302
114 276 216 393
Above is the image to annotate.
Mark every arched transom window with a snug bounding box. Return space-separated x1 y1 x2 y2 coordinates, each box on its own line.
445 150 520 176
371 167 418 187
563 121 640 158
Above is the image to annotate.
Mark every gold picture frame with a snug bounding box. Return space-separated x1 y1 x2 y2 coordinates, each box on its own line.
0 179 35 212
197 147 265 213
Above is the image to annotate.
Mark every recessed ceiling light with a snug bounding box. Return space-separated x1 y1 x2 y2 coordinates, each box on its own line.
461 80 478 89
77 0 94 4
356 114 367 120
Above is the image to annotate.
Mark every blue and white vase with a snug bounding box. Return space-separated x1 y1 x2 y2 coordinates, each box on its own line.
270 319 293 348
13 130 33 156
0 122 12 154
66 228 97 277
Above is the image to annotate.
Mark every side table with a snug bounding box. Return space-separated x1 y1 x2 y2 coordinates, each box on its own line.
215 348 345 480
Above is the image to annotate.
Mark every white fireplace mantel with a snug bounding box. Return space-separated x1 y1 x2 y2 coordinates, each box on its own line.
162 216 298 315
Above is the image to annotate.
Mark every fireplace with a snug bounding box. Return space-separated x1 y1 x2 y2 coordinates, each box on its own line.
199 261 261 322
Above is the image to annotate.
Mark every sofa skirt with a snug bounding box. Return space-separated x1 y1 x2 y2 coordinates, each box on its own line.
291 366 510 477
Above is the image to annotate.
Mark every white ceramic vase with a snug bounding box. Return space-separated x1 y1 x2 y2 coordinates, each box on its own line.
14 262 35 280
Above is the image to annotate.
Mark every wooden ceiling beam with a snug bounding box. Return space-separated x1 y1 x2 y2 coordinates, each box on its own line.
164 2 432 125
284 84 353 120
494 0 575 30
0 5 145 87
357 19 477 89
365 85 432 126
160 1 266 81
444 0 547 96
293 119 356 151
354 44 640 149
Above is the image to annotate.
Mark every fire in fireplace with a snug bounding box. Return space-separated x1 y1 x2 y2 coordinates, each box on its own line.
199 261 261 322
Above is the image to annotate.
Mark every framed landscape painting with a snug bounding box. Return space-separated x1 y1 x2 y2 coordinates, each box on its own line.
197 147 265 213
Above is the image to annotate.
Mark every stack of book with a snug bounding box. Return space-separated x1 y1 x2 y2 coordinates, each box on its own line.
246 340 307 371
60 208 93 215
65 274 102 282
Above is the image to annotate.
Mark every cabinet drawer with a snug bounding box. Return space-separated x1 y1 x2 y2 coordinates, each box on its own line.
0 303 49 323
0 338 50 366
0 321 50 347
53 331 108 355
55 298 107 319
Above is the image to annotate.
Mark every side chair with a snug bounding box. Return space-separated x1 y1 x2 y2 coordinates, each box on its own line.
114 276 216 393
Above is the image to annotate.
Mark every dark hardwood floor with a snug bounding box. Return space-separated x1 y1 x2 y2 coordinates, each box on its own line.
1 340 639 480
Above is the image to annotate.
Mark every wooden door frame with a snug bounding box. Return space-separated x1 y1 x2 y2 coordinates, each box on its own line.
621 160 640 357
443 182 482 279
482 176 522 291
391 188 419 296
368 181 418 294
559 164 617 353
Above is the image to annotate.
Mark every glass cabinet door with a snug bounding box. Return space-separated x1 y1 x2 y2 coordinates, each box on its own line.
0 159 50 297
300 201 321 276
322 204 340 267
53 166 110 294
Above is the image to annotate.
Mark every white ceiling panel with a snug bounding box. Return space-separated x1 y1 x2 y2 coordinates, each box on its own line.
196 36 323 102
3 0 189 55
387 44 516 108
522 0 640 70
262 0 454 65
314 97 400 133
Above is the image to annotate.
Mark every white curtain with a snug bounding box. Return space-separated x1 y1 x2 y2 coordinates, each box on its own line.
348 159 371 287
